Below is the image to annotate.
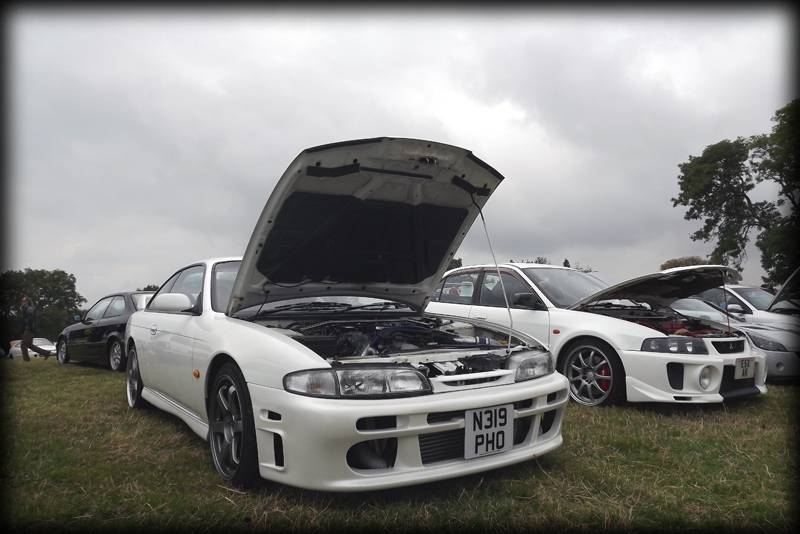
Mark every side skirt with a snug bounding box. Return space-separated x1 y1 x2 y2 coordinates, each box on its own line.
141 387 209 440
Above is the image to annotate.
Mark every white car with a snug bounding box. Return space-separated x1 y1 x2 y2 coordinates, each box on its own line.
698 284 799 331
125 138 569 491
671 297 799 380
9 338 56 358
427 263 767 406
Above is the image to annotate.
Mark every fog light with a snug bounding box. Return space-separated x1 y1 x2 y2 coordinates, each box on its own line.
699 366 713 390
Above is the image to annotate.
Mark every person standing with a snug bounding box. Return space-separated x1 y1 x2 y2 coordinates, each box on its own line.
19 296 52 361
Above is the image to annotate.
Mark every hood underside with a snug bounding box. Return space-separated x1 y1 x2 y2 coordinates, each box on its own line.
571 265 742 310
228 137 504 316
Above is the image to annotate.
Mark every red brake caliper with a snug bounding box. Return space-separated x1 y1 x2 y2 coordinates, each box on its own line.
596 363 611 391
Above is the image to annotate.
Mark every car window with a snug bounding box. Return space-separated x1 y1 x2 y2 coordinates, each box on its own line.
171 265 206 308
131 292 154 310
733 287 775 310
102 296 126 318
148 271 183 309
33 338 51 345
212 261 241 312
699 288 746 311
439 272 479 304
522 267 608 308
85 297 113 321
480 271 535 308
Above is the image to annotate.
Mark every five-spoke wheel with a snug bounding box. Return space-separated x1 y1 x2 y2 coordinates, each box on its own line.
561 339 624 406
208 362 258 488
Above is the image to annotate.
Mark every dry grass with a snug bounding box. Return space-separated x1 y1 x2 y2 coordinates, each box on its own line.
1 357 797 532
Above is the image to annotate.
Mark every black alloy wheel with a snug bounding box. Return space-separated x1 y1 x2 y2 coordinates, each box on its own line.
208 362 259 488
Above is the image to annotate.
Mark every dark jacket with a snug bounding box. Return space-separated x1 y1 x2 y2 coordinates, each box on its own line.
19 303 37 332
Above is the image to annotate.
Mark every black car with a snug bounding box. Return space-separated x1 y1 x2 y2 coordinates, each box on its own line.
56 291 154 371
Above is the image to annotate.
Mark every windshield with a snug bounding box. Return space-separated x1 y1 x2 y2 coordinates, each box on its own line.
33 338 52 345
131 292 154 310
523 267 608 308
671 298 742 323
733 287 775 310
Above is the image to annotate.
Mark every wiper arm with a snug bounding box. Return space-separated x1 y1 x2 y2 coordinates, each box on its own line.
253 301 353 317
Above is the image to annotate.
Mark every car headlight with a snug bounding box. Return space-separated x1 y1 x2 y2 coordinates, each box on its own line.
507 352 553 381
747 334 787 352
284 366 432 398
641 337 708 354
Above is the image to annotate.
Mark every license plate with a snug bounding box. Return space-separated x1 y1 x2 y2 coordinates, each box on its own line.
735 357 755 379
464 403 514 459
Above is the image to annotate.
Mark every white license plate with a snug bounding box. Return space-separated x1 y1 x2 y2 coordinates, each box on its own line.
735 357 755 379
464 403 514 459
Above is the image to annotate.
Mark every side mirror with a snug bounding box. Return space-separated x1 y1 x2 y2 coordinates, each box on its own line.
512 292 545 310
149 293 193 313
727 304 746 314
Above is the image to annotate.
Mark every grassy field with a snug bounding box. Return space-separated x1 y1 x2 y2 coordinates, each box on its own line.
1 357 797 532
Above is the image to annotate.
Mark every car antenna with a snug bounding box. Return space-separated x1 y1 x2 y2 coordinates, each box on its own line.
471 193 514 352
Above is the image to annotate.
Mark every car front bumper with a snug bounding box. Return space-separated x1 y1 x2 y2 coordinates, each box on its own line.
620 349 767 403
247 371 569 491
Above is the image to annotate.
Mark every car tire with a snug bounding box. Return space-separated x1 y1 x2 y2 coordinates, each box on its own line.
108 339 125 372
560 337 626 407
57 339 70 365
126 344 147 409
208 362 259 489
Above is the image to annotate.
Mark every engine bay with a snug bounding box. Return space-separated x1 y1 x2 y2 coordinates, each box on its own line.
581 305 740 338
259 315 538 378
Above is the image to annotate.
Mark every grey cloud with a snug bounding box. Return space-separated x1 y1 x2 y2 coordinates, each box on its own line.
8 9 793 305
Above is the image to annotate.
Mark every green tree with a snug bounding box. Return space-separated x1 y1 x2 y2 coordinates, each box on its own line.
447 258 462 271
137 284 160 291
563 258 571 268
672 99 799 285
0 268 86 345
660 256 708 270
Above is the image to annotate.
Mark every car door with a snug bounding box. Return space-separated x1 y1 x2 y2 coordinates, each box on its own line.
469 269 551 347
70 297 113 359
144 264 206 410
89 295 128 360
426 271 481 319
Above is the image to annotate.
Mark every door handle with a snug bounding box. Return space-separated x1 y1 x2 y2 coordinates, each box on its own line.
150 325 158 335
473 316 487 320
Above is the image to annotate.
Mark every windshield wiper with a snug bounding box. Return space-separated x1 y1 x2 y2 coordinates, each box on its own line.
252 301 353 317
584 301 648 310
335 302 413 313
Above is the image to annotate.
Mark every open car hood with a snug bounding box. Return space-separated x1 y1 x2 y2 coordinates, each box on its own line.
228 137 504 316
767 266 800 316
570 265 742 310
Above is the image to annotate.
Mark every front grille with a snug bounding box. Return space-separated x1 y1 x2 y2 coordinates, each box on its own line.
712 340 745 354
419 418 533 465
719 365 758 399
419 429 464 464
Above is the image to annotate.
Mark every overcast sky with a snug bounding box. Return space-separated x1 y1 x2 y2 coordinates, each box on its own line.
7 7 795 308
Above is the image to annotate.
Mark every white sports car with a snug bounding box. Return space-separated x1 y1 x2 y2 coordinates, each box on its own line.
427 263 767 406
124 138 569 490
